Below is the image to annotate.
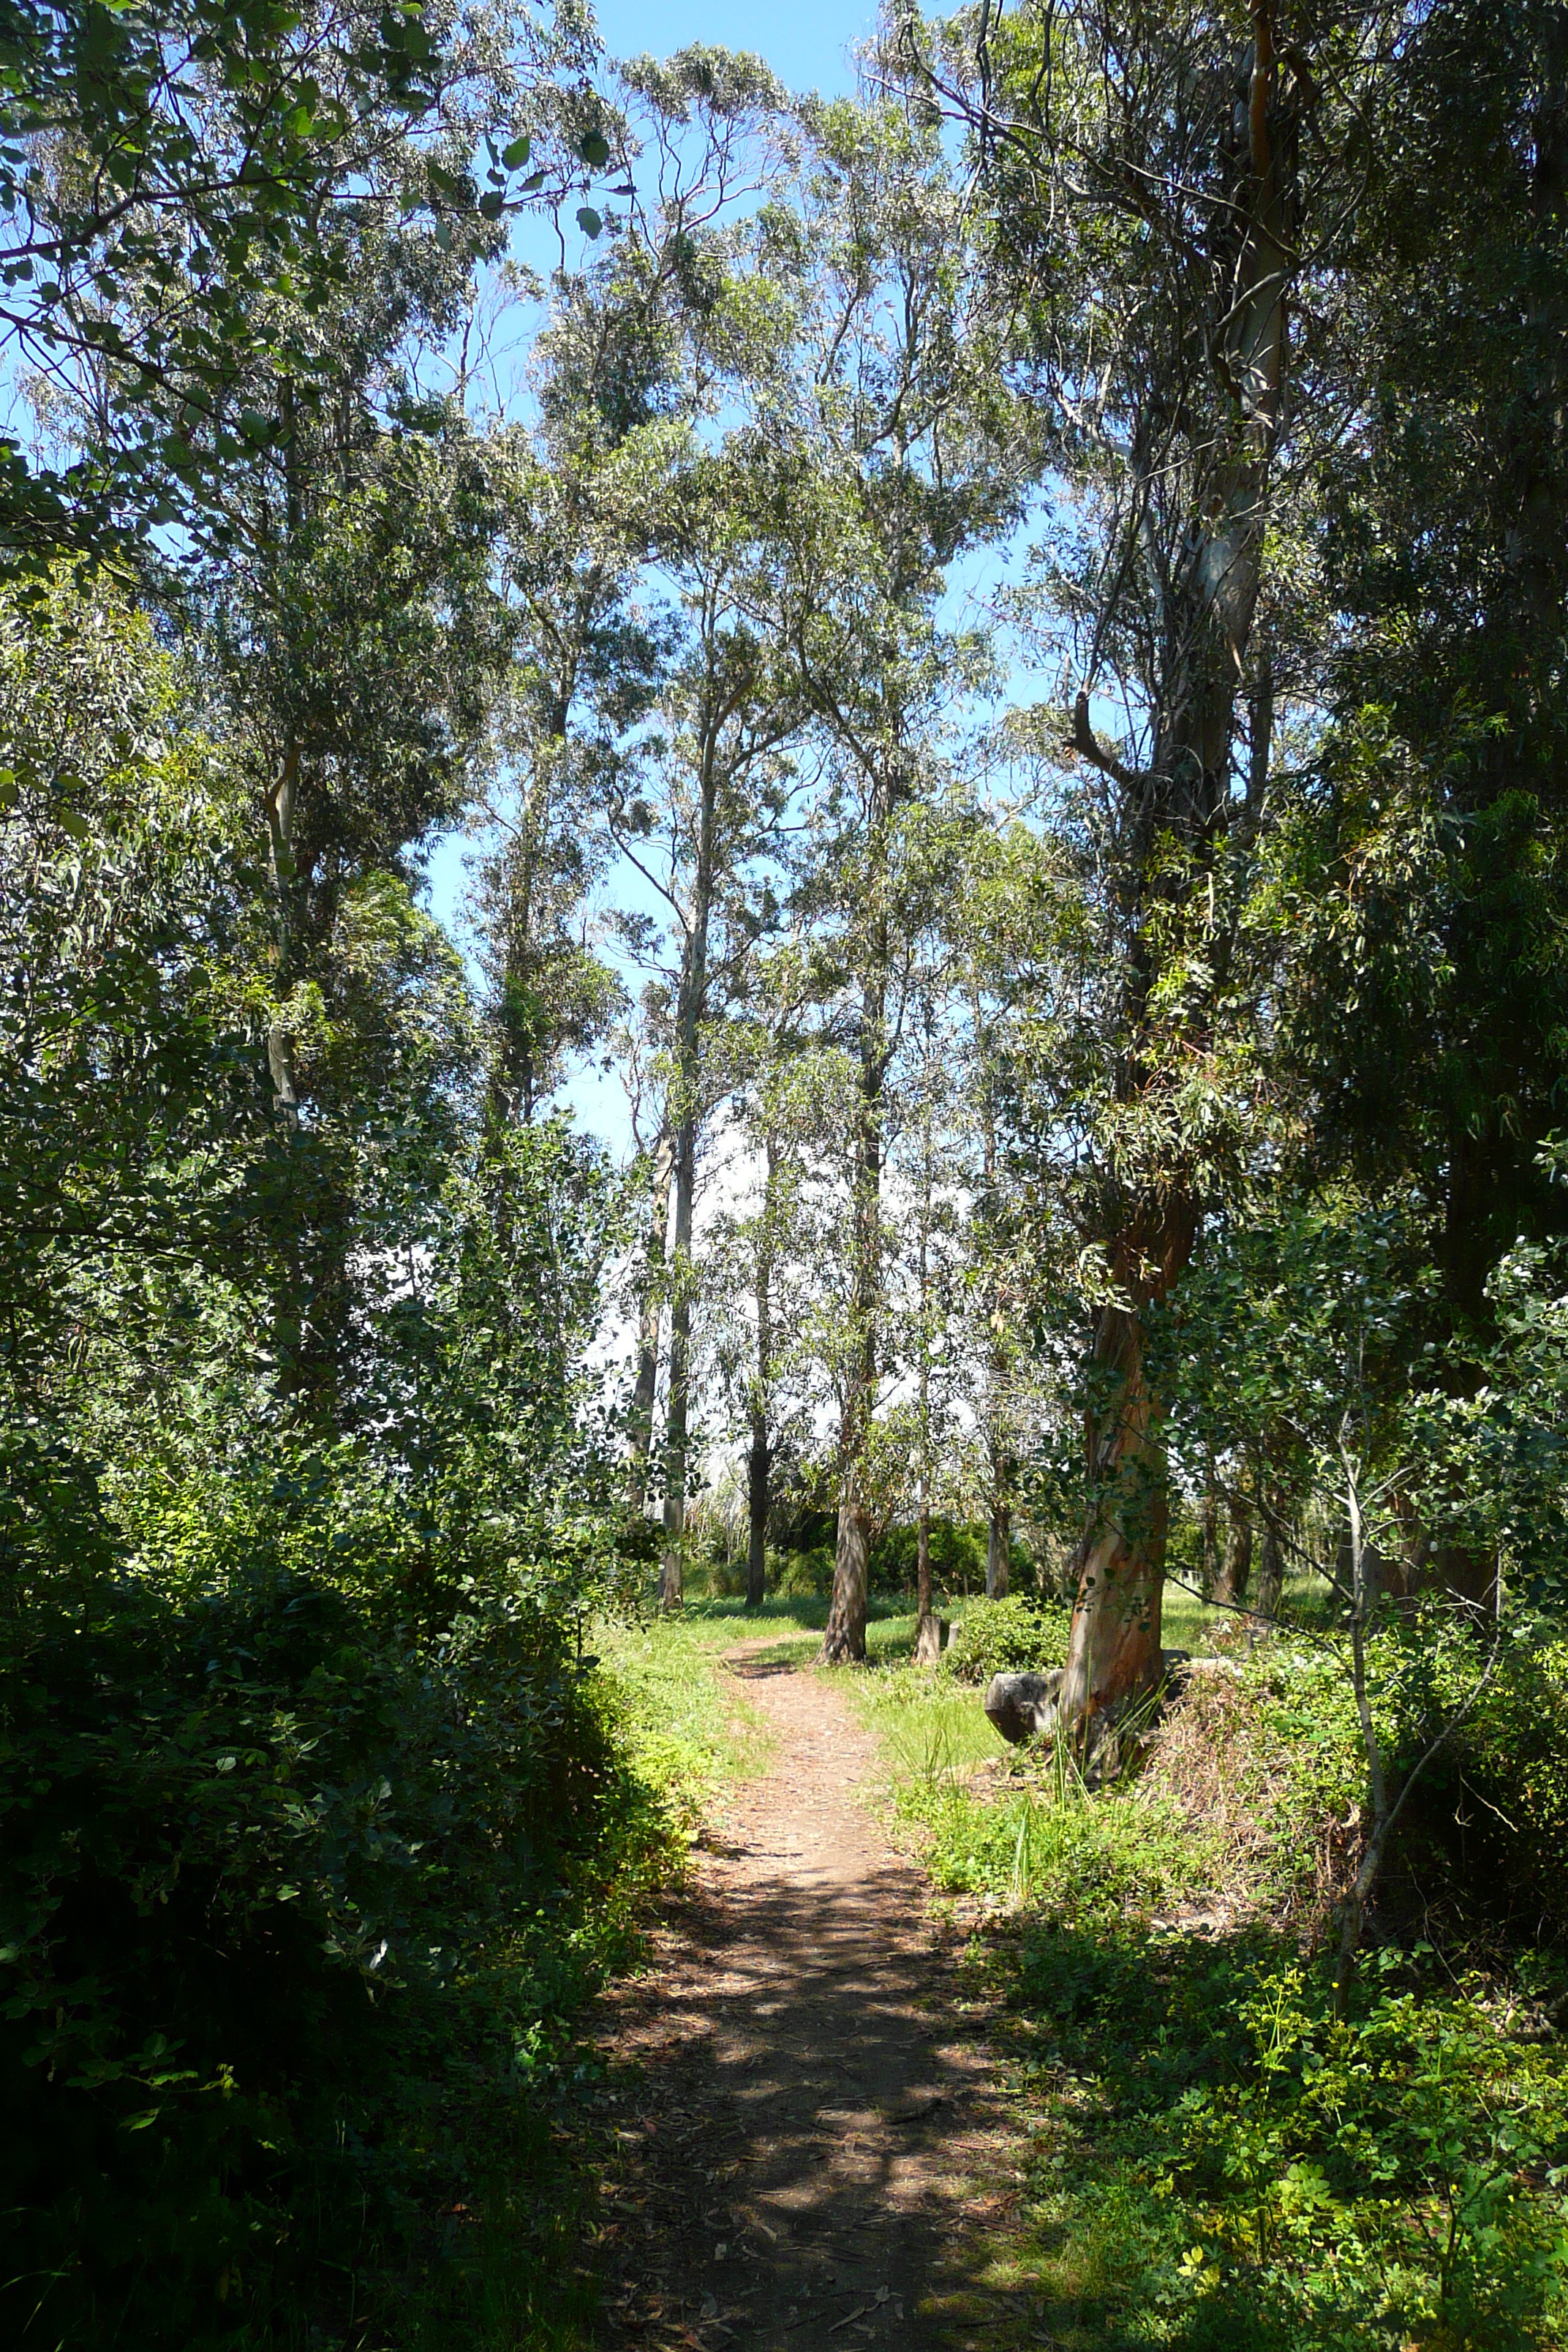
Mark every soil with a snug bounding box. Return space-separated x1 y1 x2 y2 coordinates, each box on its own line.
590 1638 1026 2352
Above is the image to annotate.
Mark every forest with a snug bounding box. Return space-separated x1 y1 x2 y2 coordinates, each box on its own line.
3 1 1568 2347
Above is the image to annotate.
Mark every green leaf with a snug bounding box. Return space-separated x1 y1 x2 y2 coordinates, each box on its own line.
576 206 602 241
502 135 531 170
578 132 611 170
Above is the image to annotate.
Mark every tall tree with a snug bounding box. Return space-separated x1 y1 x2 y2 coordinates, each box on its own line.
611 442 802 1606
1264 0 1568 1600
935 0 1385 1752
753 82 1027 1662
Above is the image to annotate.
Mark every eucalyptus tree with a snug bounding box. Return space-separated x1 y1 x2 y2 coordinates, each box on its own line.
920 0 1401 1752
190 326 505 1415
475 48 796 1136
593 377 805 1605
0 0 608 564
475 46 799 1562
108 97 529 1420
609 434 805 1606
748 81 1032 1662
701 978 823 1608
951 841 1036 1599
470 282 668 1142
619 982 678 1516
898 991 967 1656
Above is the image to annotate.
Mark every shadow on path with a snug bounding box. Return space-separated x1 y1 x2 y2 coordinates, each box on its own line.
592 1648 1031 2352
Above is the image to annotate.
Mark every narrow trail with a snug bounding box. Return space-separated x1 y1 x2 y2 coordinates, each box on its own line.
592 1640 1025 2352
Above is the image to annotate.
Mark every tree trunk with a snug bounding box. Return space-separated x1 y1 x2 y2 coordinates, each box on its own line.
627 1128 674 1517
822 935 886 1662
1052 19 1295 1749
1058 1300 1168 1756
658 699 722 1609
1058 1192 1197 1760
986 1500 1011 1599
914 1499 942 1662
911 1057 943 1662
263 745 300 1125
826 1495 870 1663
660 1111 696 1610
745 1137 778 1610
1212 1496 1253 1609
1255 1503 1284 1622
1199 1479 1220 1599
746 1417 769 1610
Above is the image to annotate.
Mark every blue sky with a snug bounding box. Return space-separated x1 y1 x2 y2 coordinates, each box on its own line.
594 0 875 95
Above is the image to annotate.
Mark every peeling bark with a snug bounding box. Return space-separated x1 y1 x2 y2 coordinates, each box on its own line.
1060 1200 1198 1755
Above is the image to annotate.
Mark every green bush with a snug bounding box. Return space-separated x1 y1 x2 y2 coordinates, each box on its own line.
1158 1951 1568 2348
0 1456 671 2351
772 1542 836 1597
866 1517 990 1594
1404 1630 1568 1943
1001 1918 1568 2352
1233 1621 1568 1942
941 1594 1072 1684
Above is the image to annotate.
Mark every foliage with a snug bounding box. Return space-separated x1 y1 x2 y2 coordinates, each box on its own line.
868 1517 991 1596
0 1446 684 2348
0 565 646 2345
854 1634 1568 2351
939 1593 1071 1685
7 6 1568 2342
1157 1954 1568 2348
996 1919 1568 2352
0 0 607 561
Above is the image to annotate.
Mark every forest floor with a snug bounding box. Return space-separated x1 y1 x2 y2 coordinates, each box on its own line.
589 1630 1034 2352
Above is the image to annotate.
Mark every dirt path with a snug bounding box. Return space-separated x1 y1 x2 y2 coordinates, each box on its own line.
592 1641 1022 2352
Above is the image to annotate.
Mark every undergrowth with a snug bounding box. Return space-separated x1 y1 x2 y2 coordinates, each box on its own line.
0 1490 722 2352
843 1613 1568 2349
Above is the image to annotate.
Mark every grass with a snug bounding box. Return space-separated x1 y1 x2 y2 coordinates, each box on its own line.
826 1599 1568 2351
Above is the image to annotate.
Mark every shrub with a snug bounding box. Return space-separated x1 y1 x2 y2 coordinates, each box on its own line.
1158 1951 1568 2348
941 1594 1072 1684
866 1517 990 1594
0 1461 671 2350
772 1542 836 1598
